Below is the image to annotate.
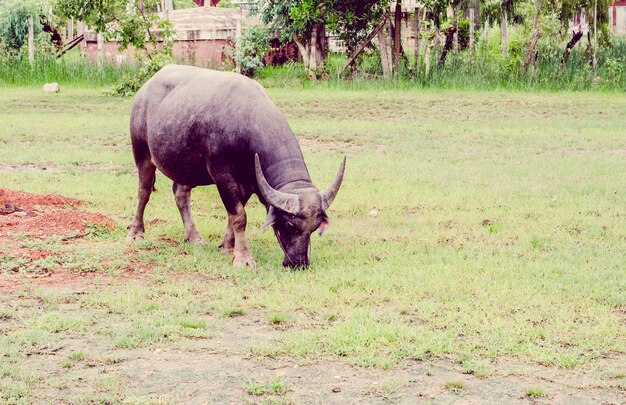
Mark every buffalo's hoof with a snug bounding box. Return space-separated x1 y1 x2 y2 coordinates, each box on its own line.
232 253 256 267
219 243 234 255
184 233 206 245
125 233 144 243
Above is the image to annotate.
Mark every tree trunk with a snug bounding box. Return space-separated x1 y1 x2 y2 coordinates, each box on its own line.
438 26 456 67
385 13 395 75
310 24 318 70
316 23 327 64
593 0 597 72
469 0 480 32
500 5 508 57
485 17 489 44
425 41 431 76
586 31 595 69
378 16 392 77
28 15 34 64
562 30 583 64
522 1 541 74
414 7 420 72
522 30 541 73
469 8 475 62
393 0 402 74
453 5 459 54
294 35 309 68
339 16 387 76
434 14 441 60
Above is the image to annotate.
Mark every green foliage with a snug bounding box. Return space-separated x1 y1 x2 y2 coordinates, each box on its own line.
235 24 271 76
0 0 53 53
217 0 238 6
326 0 388 53
55 0 175 95
255 35 626 92
55 0 175 55
104 53 170 96
256 0 389 57
173 0 197 9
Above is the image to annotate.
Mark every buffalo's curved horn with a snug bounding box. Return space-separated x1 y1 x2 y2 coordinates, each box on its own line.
255 154 300 215
320 156 346 211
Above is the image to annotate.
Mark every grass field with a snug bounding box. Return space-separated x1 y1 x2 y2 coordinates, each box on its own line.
0 86 625 403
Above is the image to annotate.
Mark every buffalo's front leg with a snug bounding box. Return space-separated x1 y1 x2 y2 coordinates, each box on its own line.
127 158 156 242
172 183 205 244
214 177 255 267
219 223 235 254
227 206 255 267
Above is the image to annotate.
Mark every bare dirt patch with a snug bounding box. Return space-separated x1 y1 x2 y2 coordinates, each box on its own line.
0 188 82 209
8 305 625 404
0 188 114 239
0 188 119 292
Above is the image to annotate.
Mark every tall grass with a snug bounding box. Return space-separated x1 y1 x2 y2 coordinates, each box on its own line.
258 36 626 92
2 33 625 92
0 49 140 87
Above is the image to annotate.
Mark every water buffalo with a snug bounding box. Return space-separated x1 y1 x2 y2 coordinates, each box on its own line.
126 65 345 268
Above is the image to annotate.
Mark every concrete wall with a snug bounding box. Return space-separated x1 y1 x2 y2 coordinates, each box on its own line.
83 39 231 68
610 5 626 34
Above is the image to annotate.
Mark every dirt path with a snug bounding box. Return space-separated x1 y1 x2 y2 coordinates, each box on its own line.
4 296 623 404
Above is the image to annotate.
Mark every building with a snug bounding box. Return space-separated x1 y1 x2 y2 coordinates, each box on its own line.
610 1 626 34
82 7 252 68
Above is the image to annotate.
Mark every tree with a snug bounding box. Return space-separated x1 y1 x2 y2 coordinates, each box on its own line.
481 0 520 56
255 0 389 71
256 0 328 70
0 0 54 54
558 0 611 68
522 0 542 74
55 0 175 95
54 0 174 62
326 0 388 55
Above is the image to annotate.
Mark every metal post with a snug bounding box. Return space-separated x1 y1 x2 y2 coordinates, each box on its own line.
28 15 34 64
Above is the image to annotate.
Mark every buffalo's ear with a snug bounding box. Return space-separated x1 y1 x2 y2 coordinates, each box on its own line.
262 206 278 233
318 216 330 236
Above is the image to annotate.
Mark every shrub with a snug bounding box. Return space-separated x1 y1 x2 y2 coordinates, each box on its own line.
235 25 271 76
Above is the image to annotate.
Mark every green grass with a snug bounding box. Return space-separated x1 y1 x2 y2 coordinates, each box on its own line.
524 387 546 397
243 377 290 396
257 37 626 91
0 49 140 87
445 380 465 392
0 86 624 379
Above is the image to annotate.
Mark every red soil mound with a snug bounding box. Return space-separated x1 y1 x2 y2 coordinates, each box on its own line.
0 188 81 210
0 188 114 239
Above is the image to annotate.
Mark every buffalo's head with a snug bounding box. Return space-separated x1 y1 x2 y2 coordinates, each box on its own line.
255 154 346 268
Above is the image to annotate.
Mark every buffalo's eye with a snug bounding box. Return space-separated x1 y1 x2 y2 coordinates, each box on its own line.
284 218 302 231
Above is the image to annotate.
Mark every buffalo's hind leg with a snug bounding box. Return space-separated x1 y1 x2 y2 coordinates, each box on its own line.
127 153 156 242
172 183 206 244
